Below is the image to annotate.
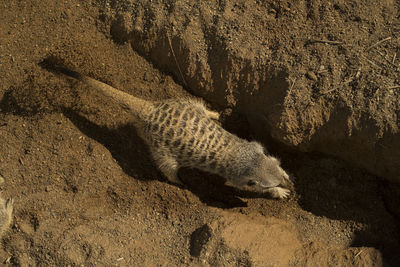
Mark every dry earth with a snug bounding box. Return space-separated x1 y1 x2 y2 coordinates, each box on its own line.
0 0 399 266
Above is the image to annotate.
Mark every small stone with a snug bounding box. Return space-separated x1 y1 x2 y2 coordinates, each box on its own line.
306 71 318 81
18 221 35 235
190 224 212 257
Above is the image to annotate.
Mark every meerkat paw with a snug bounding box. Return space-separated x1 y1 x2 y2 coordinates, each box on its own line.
265 187 290 199
273 187 290 199
161 168 183 185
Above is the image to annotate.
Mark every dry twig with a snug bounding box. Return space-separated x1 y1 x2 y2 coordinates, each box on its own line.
320 87 338 95
289 77 297 91
354 250 363 258
167 35 187 86
320 73 357 95
376 50 398 68
310 39 343 45
361 55 382 69
365 37 392 51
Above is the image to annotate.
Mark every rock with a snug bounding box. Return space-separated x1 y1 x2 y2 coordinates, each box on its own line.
306 71 318 81
219 215 301 267
193 212 301 267
190 224 212 257
294 242 384 267
189 213 386 267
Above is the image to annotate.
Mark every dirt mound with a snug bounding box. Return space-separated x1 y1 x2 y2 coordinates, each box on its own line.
0 0 399 266
189 212 384 267
197 213 301 267
101 0 400 182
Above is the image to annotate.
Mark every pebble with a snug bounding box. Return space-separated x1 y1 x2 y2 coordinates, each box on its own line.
306 71 318 81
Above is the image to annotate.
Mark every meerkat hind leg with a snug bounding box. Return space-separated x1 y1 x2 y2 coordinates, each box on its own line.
155 155 182 185
163 167 182 185
190 99 219 120
205 109 220 120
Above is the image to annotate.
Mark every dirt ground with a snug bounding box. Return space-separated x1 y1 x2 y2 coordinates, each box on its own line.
102 0 400 183
0 0 399 266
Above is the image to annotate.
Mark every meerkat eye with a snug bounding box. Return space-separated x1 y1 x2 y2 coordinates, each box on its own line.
247 180 256 186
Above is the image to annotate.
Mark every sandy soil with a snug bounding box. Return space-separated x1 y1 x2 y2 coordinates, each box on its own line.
0 0 399 266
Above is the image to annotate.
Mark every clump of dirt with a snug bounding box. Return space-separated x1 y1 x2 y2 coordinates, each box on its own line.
190 212 301 267
0 0 399 266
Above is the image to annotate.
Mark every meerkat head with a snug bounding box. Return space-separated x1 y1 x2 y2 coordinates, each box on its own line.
225 141 291 194
237 154 291 192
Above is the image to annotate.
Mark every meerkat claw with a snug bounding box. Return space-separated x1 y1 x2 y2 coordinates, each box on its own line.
264 187 290 199
276 187 290 199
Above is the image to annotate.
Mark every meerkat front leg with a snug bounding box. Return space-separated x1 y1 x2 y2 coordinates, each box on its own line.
264 187 290 199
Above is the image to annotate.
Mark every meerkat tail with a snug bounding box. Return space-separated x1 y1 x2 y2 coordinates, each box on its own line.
39 56 153 119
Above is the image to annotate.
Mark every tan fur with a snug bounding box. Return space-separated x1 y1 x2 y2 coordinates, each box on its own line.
43 62 291 199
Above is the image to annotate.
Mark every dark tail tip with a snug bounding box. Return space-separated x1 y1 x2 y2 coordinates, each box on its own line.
39 56 82 80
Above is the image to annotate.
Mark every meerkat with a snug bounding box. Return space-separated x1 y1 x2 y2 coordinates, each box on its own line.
40 57 291 199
